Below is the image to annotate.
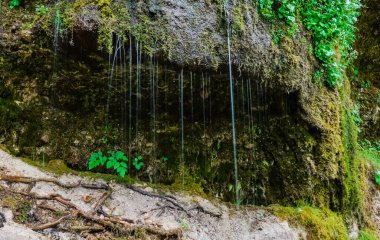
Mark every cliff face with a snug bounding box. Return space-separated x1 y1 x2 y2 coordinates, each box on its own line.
0 0 365 220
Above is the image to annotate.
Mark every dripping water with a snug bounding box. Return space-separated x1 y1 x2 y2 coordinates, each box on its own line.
128 36 133 171
106 36 121 125
225 2 239 208
52 8 61 104
202 72 206 136
180 69 185 185
190 72 194 124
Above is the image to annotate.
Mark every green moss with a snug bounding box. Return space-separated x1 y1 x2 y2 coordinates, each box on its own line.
358 229 380 240
22 158 136 185
0 195 32 224
232 4 246 33
339 80 366 219
272 204 349 240
169 166 206 197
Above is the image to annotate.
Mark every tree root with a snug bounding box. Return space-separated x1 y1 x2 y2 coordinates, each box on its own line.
127 184 190 216
187 205 222 218
27 215 70 230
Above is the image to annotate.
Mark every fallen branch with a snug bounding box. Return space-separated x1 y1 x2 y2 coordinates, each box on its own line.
0 175 109 190
93 192 111 213
27 215 70 230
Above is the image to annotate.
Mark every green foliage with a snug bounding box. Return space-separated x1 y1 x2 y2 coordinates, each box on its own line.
302 0 361 87
375 171 380 185
258 0 275 21
9 0 20 9
89 150 133 177
132 155 143 170
258 0 361 88
36 5 49 14
358 229 380 240
278 0 298 25
351 104 362 129
161 156 168 162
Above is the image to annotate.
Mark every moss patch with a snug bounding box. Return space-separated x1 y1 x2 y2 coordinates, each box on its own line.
271 204 349 240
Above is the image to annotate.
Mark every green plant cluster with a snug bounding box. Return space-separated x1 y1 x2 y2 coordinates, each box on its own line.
303 0 361 87
9 0 20 9
258 0 362 88
35 5 49 14
88 150 143 177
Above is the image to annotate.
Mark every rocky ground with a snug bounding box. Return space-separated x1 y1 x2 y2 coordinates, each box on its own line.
0 150 305 240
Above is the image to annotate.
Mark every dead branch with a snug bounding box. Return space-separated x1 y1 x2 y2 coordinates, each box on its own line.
0 175 109 190
27 215 70 230
93 192 111 213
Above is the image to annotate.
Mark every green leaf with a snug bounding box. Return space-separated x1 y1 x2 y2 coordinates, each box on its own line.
100 156 107 165
113 162 120 170
118 168 126 177
106 160 114 169
115 151 125 160
375 171 380 185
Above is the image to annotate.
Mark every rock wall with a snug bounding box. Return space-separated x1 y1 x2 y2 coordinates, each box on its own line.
0 0 365 222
